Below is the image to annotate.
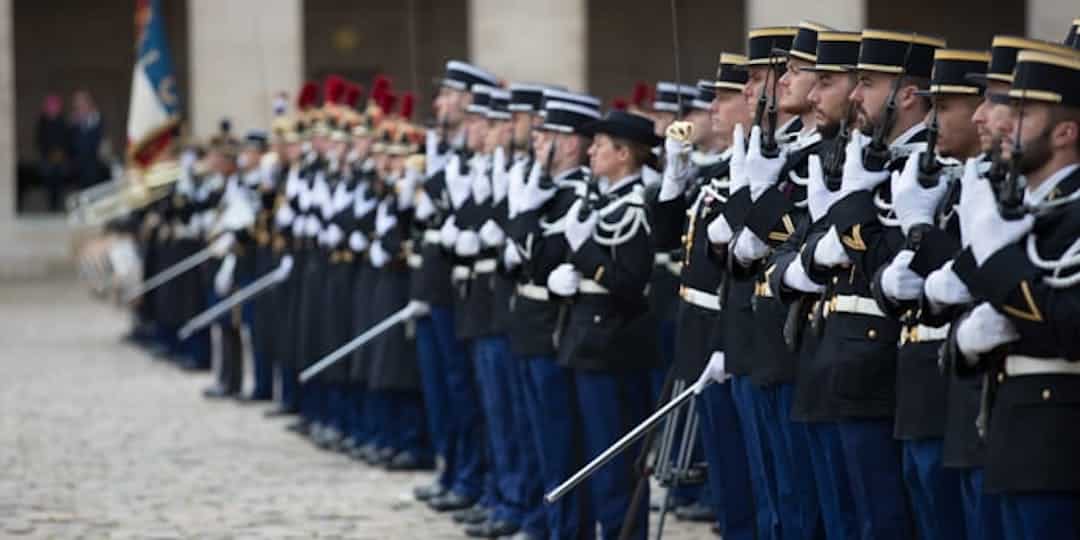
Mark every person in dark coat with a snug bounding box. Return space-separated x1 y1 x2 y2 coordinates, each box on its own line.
68 90 105 189
36 94 68 212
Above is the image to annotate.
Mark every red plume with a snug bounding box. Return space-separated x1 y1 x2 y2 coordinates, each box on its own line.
611 97 629 111
400 92 415 121
297 81 319 110
372 74 391 96
344 83 363 108
381 91 398 115
324 74 346 105
631 81 651 108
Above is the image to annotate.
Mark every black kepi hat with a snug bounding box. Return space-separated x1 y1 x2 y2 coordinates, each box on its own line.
582 111 663 147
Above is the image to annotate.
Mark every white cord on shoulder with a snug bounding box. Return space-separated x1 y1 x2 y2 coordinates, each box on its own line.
1025 234 1080 288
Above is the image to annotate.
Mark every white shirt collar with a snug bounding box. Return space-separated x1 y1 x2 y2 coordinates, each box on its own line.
1026 163 1080 206
891 122 926 148
603 173 640 195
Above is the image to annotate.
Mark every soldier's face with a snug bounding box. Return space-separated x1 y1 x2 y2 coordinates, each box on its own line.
588 134 627 179
779 58 816 116
239 148 261 171
285 142 302 162
743 66 772 123
972 81 1013 153
686 109 713 144
710 90 751 146
934 95 981 159
352 135 373 157
465 114 489 152
512 112 532 148
808 72 855 137
850 71 894 134
652 111 675 136
485 119 512 152
435 87 468 126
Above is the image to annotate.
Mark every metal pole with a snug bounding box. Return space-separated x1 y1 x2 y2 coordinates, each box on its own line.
299 303 417 383
177 261 292 340
122 236 231 303
544 377 710 504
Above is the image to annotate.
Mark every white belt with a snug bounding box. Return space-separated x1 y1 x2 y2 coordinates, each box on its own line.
407 253 423 269
423 229 441 244
517 283 550 301
680 285 720 311
1005 355 1080 377
900 323 950 345
451 265 470 281
578 279 609 295
473 258 497 273
828 294 886 318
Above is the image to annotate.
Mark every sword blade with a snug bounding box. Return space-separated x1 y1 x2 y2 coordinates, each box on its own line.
298 303 416 384
123 244 218 303
177 264 290 340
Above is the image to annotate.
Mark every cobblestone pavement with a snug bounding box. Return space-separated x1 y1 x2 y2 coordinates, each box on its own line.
1 278 714 539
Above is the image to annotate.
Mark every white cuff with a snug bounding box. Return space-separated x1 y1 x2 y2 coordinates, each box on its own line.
783 257 825 293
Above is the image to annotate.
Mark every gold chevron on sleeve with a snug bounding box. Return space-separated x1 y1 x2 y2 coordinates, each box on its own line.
782 214 795 234
841 224 867 251
1000 280 1044 323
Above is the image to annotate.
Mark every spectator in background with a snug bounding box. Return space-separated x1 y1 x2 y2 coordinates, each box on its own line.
68 90 105 189
36 94 68 212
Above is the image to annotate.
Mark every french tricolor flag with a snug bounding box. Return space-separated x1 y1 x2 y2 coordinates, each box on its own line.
126 0 181 169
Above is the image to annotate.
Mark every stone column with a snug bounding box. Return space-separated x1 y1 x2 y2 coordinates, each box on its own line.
1027 0 1076 42
747 0 864 32
0 0 13 223
468 0 586 91
187 0 303 138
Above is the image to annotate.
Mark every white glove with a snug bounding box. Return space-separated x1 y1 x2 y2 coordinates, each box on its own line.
274 204 296 228
733 230 770 265
414 190 436 221
891 149 951 235
519 160 557 214
728 124 748 194
507 158 529 218
492 147 510 203
695 351 731 393
210 232 235 257
783 257 825 293
439 216 459 249
547 263 581 296
503 243 522 269
814 226 851 267
965 170 1033 265
348 230 369 253
659 123 694 202
642 163 662 187
214 253 236 296
924 260 973 309
881 250 924 301
397 167 421 210
375 200 398 236
290 216 304 238
707 214 733 245
839 131 891 197
407 299 431 318
746 125 788 201
369 240 390 268
303 215 321 237
956 302 1020 362
425 129 449 176
323 223 344 248
564 199 598 252
802 155 842 222
445 155 472 209
479 220 505 248
956 158 982 249
354 189 378 219
455 230 481 257
275 255 294 280
471 166 492 205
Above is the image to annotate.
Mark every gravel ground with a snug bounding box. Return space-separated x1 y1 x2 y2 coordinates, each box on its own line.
0 278 714 539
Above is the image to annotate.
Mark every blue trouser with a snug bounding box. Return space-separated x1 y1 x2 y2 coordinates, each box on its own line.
732 376 779 540
800 421 857 540
758 384 822 540
902 439 966 540
574 369 650 540
960 468 1004 540
430 306 484 500
510 356 546 538
523 355 591 540
365 391 390 450
385 389 429 457
247 291 273 399
280 364 300 412
698 381 756 540
836 419 910 540
346 383 370 445
415 316 453 489
648 319 677 407
474 335 525 525
1000 492 1080 540
301 381 328 425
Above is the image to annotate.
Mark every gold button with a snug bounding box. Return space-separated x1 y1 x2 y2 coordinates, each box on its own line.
867 329 878 339
1042 389 1052 401
997 373 1005 383
593 315 601 324
807 312 814 321
833 276 839 284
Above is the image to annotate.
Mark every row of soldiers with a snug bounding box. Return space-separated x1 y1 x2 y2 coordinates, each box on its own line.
121 15 1080 540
